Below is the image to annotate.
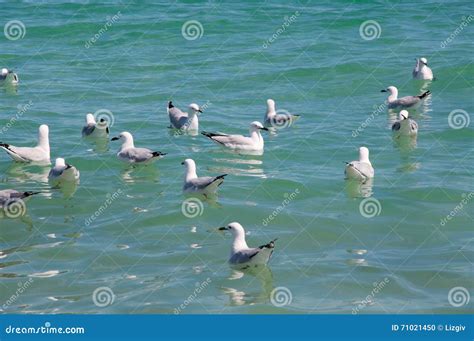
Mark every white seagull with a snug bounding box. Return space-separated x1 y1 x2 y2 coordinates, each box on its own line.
0 68 19 84
48 158 80 182
392 110 418 137
412 58 434 81
82 113 109 138
381 86 430 110
0 189 39 207
182 158 227 194
111 131 166 164
264 99 299 127
219 222 277 267
0 124 50 164
167 101 202 131
201 121 268 152
345 147 374 181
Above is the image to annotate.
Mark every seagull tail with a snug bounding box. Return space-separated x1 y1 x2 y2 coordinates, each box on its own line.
152 151 167 157
418 90 431 99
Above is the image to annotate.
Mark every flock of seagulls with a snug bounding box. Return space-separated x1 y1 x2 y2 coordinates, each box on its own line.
0 57 434 268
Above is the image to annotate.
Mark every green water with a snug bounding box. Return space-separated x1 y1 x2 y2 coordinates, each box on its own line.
0 1 473 314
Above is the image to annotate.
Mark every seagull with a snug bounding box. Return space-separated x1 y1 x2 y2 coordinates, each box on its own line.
167 101 202 131
0 124 50 164
392 110 418 137
345 147 374 181
264 99 299 128
0 189 39 207
48 158 80 182
218 222 277 268
381 86 430 110
202 121 268 152
82 113 109 137
111 131 166 164
412 58 434 81
0 68 19 84
181 158 227 194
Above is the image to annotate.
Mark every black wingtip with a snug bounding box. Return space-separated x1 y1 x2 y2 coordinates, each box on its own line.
152 151 167 157
215 174 228 181
168 101 174 109
24 191 40 197
201 131 212 138
0 142 9 148
418 90 431 99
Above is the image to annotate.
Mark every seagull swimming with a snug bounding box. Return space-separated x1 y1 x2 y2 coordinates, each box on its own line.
167 101 202 131
345 147 374 181
412 58 434 81
0 124 50 164
111 131 166 164
381 86 430 110
48 158 80 182
182 158 227 194
82 113 109 138
219 222 277 267
392 110 418 137
0 189 39 207
0 68 19 84
202 121 268 152
264 99 299 128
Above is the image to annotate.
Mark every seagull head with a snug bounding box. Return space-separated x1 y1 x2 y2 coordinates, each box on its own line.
219 222 246 237
420 57 428 66
250 121 268 132
381 86 397 95
399 110 409 120
359 146 370 163
189 103 202 113
86 113 96 124
38 124 49 138
55 157 66 167
1 68 9 76
181 158 196 168
111 131 133 143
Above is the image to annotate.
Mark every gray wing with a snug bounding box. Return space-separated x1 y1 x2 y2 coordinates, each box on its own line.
120 147 154 163
229 248 261 264
185 175 225 191
410 119 418 131
212 134 251 146
48 166 65 178
82 124 96 136
396 96 420 107
168 107 188 129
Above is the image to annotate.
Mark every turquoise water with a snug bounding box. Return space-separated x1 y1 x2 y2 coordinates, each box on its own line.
0 1 473 314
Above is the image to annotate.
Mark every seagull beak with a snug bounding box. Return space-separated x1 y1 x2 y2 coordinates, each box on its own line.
218 227 227 231
260 127 269 131
181 161 185 165
380 89 387 92
111 136 119 141
198 109 203 113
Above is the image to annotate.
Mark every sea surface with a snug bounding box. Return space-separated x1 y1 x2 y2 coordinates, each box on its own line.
0 1 473 314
